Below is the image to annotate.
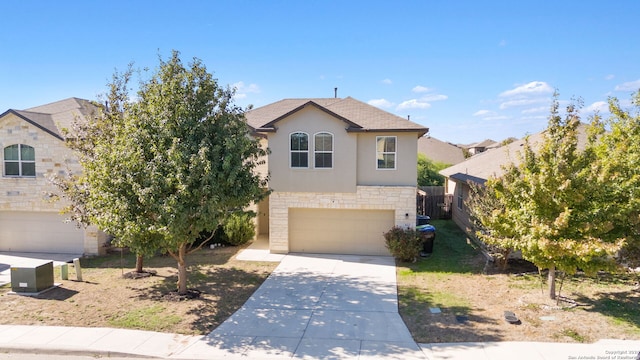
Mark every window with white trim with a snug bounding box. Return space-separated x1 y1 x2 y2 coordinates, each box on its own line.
457 187 464 210
4 144 36 177
290 132 309 168
314 132 333 168
376 136 396 169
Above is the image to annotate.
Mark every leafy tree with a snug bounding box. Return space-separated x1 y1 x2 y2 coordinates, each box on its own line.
57 51 268 294
589 91 640 268
417 153 449 186
50 65 159 273
468 94 623 299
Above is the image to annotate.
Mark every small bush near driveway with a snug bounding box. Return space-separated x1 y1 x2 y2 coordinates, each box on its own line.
384 226 423 262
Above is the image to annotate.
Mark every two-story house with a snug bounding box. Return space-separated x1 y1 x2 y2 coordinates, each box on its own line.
0 98 106 255
246 97 428 256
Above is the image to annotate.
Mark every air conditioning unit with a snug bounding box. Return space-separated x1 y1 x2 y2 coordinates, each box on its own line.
11 260 54 293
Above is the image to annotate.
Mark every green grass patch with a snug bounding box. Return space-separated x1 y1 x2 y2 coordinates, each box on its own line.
108 305 181 332
400 219 482 275
400 286 472 315
559 328 587 343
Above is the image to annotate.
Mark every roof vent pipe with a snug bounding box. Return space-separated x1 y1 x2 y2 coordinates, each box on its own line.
334 87 338 98
407 115 410 121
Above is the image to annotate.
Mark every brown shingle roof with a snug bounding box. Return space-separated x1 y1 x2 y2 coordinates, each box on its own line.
418 136 465 165
1 98 98 140
246 97 428 135
440 123 590 183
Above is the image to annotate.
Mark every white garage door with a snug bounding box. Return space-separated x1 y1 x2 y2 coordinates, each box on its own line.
0 211 84 254
289 209 394 256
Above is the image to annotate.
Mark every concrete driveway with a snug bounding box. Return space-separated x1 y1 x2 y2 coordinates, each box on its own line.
0 252 81 286
179 254 426 359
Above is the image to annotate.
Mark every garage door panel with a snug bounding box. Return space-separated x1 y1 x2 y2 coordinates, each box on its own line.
0 212 84 253
289 209 394 256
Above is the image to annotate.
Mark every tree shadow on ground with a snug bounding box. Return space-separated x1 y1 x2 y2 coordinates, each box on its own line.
573 288 640 331
80 247 238 270
399 285 502 343
133 265 271 334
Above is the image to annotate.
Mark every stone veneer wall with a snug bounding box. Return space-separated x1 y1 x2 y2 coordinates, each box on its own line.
268 185 417 253
0 115 103 254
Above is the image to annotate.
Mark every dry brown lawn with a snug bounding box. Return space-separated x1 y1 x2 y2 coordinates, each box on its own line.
398 220 640 344
0 246 276 335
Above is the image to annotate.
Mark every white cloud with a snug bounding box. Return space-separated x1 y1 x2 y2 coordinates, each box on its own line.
585 101 609 113
499 81 553 98
232 81 260 101
421 94 448 102
368 98 394 108
396 99 431 110
233 81 260 93
381 78 392 85
499 98 549 110
412 85 432 93
483 115 509 121
605 74 615 80
473 109 493 117
614 79 640 91
521 106 548 114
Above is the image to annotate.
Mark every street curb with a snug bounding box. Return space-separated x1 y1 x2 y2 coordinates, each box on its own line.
0 345 164 359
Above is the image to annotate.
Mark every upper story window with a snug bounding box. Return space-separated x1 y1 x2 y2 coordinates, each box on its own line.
314 132 333 168
376 136 396 170
4 144 36 177
290 132 309 168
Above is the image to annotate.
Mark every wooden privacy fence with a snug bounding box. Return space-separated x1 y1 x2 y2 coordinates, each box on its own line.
417 186 452 219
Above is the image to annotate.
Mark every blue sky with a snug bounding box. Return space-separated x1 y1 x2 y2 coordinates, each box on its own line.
1 1 639 144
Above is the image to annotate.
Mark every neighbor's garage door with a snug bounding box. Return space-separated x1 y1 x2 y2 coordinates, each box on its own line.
289 209 394 256
0 211 84 254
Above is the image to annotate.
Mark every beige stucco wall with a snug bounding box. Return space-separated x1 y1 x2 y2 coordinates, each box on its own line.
446 179 474 236
0 113 103 254
266 106 357 193
268 185 417 253
356 132 419 186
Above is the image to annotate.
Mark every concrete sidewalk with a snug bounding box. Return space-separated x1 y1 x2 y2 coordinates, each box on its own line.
1 325 638 359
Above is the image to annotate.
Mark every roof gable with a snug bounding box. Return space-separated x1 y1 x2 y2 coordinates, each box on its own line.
1 97 98 141
245 96 428 135
259 101 362 131
0 109 63 140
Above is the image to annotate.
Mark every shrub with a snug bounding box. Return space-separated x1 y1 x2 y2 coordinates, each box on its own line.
223 212 256 246
384 226 423 262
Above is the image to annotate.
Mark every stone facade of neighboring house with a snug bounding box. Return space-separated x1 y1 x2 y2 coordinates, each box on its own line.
246 97 428 255
0 98 107 255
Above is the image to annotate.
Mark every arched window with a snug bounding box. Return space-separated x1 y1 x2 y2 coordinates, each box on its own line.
314 132 333 168
290 132 309 168
4 144 36 177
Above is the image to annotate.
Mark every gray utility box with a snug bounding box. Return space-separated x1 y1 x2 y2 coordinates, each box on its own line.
11 260 54 293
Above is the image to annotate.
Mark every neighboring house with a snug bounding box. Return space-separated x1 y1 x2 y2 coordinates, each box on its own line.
246 97 428 255
439 126 588 235
464 139 498 156
417 136 465 165
0 98 107 255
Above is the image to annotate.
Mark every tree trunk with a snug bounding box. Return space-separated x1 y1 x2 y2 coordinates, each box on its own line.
135 254 144 273
177 243 188 295
548 264 556 300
